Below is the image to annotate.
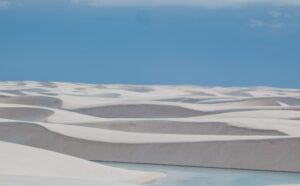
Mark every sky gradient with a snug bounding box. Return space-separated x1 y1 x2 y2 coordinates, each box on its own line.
1 0 300 88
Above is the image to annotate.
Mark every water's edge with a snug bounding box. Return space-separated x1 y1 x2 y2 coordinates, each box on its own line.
95 161 300 186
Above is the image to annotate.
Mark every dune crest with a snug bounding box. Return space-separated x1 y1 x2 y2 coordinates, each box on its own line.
1 81 300 174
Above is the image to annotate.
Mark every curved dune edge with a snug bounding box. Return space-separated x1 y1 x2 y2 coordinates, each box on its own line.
0 141 165 186
0 123 300 172
0 103 298 136
73 120 286 136
0 96 63 108
49 117 300 137
1 81 300 173
0 107 54 122
197 97 300 106
159 97 300 106
71 104 208 118
0 104 108 123
0 121 293 144
70 103 300 119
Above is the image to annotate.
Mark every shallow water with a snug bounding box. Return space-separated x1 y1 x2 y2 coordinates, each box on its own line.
100 162 300 186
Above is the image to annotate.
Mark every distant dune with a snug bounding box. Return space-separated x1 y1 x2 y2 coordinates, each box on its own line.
1 81 300 185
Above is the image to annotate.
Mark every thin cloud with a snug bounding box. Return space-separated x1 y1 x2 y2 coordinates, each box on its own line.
268 11 290 18
248 19 285 29
0 0 9 8
248 10 291 30
269 21 284 28
0 0 23 8
71 0 300 7
269 11 282 18
2 0 300 8
248 19 265 28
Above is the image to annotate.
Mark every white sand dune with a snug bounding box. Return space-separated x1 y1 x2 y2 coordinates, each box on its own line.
0 121 299 172
202 110 300 120
0 141 165 186
0 96 62 108
0 107 53 121
1 81 300 174
0 175 139 186
72 120 285 135
0 120 291 144
72 104 207 118
0 119 300 171
199 97 300 106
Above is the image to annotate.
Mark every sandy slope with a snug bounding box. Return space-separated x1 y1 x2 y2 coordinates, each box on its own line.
1 81 300 173
0 141 164 186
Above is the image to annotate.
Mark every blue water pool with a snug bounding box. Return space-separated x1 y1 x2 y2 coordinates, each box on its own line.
99 162 300 186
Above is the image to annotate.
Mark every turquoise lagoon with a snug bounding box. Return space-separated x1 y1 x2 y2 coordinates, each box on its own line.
99 162 300 186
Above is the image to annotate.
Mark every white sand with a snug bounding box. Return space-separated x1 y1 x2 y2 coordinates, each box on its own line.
0 141 165 186
1 81 300 173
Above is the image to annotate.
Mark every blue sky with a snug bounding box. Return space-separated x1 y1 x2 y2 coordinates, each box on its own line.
0 0 300 88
